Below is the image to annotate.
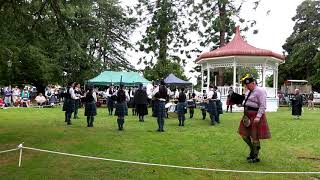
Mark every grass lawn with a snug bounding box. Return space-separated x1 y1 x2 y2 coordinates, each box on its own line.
1 106 320 180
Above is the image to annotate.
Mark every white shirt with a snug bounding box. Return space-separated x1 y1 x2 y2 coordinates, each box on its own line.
69 87 78 100
216 91 221 100
207 89 215 99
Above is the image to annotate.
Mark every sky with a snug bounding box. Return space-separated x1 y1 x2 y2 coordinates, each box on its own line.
121 0 304 84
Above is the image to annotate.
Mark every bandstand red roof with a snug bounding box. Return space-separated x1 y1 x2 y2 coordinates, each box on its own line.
196 26 285 62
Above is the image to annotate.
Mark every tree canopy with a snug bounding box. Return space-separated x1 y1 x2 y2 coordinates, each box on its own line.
0 0 136 91
280 0 320 90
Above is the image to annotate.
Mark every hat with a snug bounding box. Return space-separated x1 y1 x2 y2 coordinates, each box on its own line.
160 79 165 86
241 74 255 85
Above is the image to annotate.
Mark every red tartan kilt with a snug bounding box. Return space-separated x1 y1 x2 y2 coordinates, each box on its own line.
238 111 271 141
226 97 234 105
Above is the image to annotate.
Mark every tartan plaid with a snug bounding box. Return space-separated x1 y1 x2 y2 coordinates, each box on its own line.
62 99 75 112
238 111 271 141
176 102 187 115
107 97 114 108
135 104 148 115
153 101 166 118
187 100 196 108
226 97 234 105
216 100 223 114
115 102 128 116
84 102 97 116
199 102 208 110
207 100 217 115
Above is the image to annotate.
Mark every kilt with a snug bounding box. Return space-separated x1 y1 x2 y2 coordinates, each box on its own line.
238 111 271 141
176 102 187 115
62 98 75 112
115 102 128 116
152 100 158 117
207 100 217 115
187 100 196 108
136 104 148 115
216 100 223 114
107 97 114 108
199 102 207 110
74 99 81 108
84 102 97 116
153 100 166 118
129 98 135 108
226 97 234 106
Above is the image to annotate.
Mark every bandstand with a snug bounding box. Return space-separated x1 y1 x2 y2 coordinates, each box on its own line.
196 26 285 112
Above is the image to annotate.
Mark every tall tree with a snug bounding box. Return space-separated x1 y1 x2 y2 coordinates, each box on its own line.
190 0 260 86
135 0 193 79
0 0 136 91
280 0 320 90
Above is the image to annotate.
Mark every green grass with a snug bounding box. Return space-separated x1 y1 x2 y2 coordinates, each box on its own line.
1 107 320 179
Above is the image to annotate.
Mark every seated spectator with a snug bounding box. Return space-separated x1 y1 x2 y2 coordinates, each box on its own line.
0 96 5 108
20 87 30 107
35 93 47 106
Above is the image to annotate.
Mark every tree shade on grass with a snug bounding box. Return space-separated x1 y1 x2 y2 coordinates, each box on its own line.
0 107 320 179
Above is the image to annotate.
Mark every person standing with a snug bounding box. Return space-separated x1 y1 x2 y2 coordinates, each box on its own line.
107 84 116 115
73 83 82 119
226 87 234 113
238 76 271 163
134 83 148 122
291 89 303 119
176 88 187 126
307 91 315 110
84 87 97 127
114 84 130 130
213 86 223 123
187 92 196 119
4 86 12 107
62 82 77 125
207 85 218 125
199 90 208 120
152 80 170 132
128 87 136 115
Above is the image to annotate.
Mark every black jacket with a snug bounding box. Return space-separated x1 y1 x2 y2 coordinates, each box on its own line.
134 89 148 105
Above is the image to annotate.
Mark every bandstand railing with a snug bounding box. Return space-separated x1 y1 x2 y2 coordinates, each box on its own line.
206 86 277 98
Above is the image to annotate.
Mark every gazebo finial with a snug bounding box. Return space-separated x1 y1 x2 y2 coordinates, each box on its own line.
235 26 240 35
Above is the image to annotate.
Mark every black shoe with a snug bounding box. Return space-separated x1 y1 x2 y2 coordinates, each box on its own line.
157 129 161 132
246 152 254 160
247 158 260 163
161 129 165 132
67 123 72 125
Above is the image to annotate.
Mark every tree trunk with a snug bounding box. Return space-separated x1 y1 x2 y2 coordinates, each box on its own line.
217 1 227 86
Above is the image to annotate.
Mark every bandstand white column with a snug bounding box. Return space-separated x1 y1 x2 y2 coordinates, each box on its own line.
262 62 266 88
201 64 204 93
233 60 236 88
207 65 210 92
273 67 276 97
275 65 279 97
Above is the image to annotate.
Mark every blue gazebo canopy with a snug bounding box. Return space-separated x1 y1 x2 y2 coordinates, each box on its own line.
164 74 192 86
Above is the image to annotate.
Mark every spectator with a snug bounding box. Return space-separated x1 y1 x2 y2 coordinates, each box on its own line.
35 93 47 106
20 87 30 107
12 86 21 107
4 86 12 107
307 91 315 110
0 96 5 108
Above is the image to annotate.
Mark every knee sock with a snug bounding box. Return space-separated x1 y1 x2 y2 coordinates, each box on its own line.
90 116 94 127
242 137 254 157
253 141 261 158
87 116 90 127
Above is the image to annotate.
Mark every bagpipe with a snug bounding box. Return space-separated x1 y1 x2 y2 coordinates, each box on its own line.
229 92 245 105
